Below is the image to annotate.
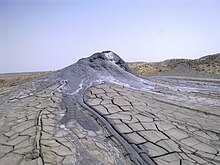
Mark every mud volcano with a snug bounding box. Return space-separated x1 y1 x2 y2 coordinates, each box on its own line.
45 51 154 164
0 51 220 165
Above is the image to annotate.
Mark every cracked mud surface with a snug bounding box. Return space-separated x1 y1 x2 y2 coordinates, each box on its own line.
85 77 220 165
0 72 134 165
0 51 220 165
0 80 131 165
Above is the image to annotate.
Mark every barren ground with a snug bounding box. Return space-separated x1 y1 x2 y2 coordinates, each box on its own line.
0 52 220 165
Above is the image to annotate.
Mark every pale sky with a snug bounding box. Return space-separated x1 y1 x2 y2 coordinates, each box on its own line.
0 0 219 73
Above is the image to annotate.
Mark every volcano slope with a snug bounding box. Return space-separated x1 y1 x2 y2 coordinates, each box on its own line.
0 51 220 165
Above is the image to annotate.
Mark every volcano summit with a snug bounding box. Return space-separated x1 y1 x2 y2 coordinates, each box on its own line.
0 51 220 165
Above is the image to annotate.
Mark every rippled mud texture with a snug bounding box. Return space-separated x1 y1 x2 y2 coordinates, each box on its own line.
0 51 220 165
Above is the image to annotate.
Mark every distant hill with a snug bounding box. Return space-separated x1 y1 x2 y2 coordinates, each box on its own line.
128 53 220 78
